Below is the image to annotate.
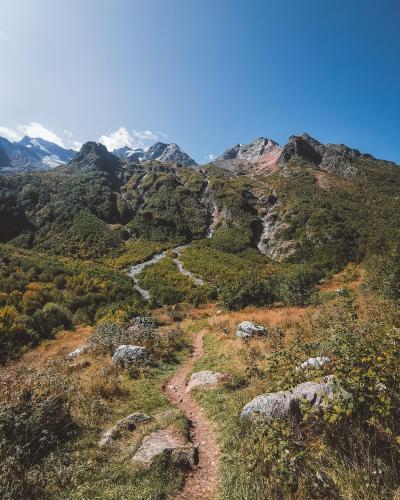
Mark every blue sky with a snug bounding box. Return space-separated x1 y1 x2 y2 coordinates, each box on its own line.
0 0 399 163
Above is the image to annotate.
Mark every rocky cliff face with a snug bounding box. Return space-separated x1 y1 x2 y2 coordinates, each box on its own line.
278 133 381 177
215 137 282 175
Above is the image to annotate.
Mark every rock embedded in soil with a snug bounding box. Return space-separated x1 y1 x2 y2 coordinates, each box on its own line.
67 345 88 359
112 345 146 368
236 320 266 338
99 413 152 447
186 370 228 392
241 376 351 422
298 356 330 370
132 429 198 469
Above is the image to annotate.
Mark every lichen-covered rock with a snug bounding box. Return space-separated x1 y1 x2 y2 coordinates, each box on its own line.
241 376 350 422
99 413 152 447
186 370 228 392
67 345 88 359
112 345 145 368
236 321 266 338
241 391 292 422
299 356 330 370
132 430 198 469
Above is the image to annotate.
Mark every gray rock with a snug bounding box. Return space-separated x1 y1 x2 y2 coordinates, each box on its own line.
132 430 197 469
215 137 281 163
186 370 227 392
298 356 330 370
241 391 292 422
236 320 266 338
278 132 379 177
99 413 152 447
67 345 88 359
112 345 146 368
241 376 350 422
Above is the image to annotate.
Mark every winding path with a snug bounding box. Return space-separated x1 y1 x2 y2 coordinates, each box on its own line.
163 329 219 500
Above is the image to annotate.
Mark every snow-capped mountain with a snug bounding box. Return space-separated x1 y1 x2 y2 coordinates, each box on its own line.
113 146 146 162
113 141 197 166
0 135 76 173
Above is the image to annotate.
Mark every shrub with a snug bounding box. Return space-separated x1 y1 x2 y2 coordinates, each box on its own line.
0 388 75 499
366 242 400 300
42 302 72 332
87 322 127 354
0 305 30 363
278 267 319 306
219 274 274 310
237 295 400 499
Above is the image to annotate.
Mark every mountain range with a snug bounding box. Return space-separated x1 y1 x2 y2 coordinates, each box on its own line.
0 130 398 267
0 136 197 173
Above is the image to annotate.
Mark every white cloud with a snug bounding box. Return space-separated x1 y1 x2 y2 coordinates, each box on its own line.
0 122 65 147
204 153 215 161
0 126 22 142
0 29 7 41
16 122 65 147
99 126 165 151
71 140 82 151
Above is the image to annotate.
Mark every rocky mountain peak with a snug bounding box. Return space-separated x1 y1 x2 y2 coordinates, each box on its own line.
69 141 122 174
0 134 76 173
216 137 281 163
278 132 375 176
144 142 197 166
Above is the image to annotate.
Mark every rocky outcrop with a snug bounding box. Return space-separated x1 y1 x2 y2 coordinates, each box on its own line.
99 413 152 447
112 345 146 368
132 429 198 469
236 321 266 338
186 370 228 392
67 345 88 359
298 356 330 370
216 137 281 163
256 203 296 260
240 376 351 422
278 133 376 177
215 137 282 176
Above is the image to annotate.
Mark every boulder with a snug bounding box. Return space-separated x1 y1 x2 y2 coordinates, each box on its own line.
241 376 350 422
186 370 228 392
112 345 146 368
236 320 266 338
298 356 330 370
132 430 198 469
99 413 152 447
67 345 88 359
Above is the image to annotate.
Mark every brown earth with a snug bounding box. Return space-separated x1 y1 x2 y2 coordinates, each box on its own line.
163 328 219 500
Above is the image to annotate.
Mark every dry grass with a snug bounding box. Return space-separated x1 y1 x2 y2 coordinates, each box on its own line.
21 325 92 366
318 264 364 292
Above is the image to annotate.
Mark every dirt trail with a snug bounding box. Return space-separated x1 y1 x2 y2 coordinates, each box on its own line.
163 329 219 500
